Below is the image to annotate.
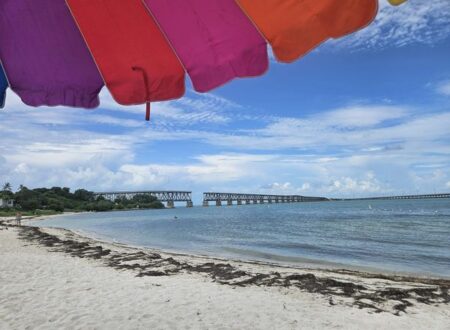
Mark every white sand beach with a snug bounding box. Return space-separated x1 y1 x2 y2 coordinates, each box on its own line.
0 223 449 330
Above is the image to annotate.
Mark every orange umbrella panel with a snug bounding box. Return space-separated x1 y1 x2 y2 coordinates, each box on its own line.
237 0 378 63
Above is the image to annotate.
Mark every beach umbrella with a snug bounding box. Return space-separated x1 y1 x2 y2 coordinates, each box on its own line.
0 0 409 120
0 66 6 108
0 0 103 108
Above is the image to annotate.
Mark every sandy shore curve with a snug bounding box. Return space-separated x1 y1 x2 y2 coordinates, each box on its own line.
0 222 449 329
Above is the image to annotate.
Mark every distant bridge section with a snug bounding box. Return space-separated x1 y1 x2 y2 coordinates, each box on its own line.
93 191 193 208
338 193 450 201
202 192 329 206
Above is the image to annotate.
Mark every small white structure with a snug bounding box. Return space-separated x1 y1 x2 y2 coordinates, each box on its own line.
0 198 14 208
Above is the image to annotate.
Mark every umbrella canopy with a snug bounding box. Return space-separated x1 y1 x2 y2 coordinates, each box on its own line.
0 0 409 119
0 65 6 108
0 0 104 108
144 0 269 93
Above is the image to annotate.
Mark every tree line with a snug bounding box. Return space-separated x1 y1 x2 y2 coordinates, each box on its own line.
0 183 164 213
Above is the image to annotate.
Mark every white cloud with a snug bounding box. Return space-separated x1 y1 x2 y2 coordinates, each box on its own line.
197 105 450 156
117 153 273 187
261 182 292 191
326 172 382 194
260 182 312 194
300 183 311 191
5 139 133 168
436 81 450 96
321 105 407 128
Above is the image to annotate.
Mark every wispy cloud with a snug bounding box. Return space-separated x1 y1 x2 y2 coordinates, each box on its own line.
333 0 450 50
191 105 449 155
98 89 234 125
436 80 450 96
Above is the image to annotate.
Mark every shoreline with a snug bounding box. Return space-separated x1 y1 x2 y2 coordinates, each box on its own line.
0 211 81 224
35 225 450 286
25 213 450 280
31 222 450 282
40 224 450 281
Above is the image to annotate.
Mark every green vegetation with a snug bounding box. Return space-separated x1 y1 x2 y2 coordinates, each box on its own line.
0 183 164 214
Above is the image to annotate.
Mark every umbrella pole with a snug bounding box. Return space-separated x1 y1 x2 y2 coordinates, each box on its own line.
132 66 151 121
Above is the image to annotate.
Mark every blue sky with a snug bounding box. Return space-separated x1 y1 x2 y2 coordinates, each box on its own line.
1 0 450 203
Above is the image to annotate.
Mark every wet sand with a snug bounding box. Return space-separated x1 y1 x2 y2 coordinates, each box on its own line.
0 221 449 329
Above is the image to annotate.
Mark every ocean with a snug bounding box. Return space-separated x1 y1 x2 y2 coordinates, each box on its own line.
35 199 450 277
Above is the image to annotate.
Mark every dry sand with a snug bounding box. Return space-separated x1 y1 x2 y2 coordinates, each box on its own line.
0 223 449 330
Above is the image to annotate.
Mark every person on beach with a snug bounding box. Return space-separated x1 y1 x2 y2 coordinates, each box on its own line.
15 212 22 226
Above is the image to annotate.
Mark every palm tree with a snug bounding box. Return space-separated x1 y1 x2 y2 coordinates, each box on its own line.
1 182 13 200
2 182 11 192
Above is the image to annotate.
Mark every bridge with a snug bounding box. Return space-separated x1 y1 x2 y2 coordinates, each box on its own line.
338 193 450 201
202 192 329 206
93 191 193 208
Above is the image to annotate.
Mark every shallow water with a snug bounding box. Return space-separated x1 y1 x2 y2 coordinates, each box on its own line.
36 199 450 277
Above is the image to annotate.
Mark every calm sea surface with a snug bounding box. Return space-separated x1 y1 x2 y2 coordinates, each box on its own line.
36 199 450 277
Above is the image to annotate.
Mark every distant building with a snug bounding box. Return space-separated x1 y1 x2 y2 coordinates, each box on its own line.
0 198 14 208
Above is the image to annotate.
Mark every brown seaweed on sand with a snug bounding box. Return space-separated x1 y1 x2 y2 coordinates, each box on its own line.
10 224 450 316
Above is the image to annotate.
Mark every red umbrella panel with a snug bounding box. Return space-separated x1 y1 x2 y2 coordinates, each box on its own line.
67 0 186 121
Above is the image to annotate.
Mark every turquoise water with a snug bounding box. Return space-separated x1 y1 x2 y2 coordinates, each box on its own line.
36 199 450 277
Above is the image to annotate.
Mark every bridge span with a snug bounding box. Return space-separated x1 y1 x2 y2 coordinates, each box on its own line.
202 192 329 206
338 193 450 201
93 191 193 208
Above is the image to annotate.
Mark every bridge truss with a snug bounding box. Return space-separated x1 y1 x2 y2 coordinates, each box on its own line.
93 191 193 208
